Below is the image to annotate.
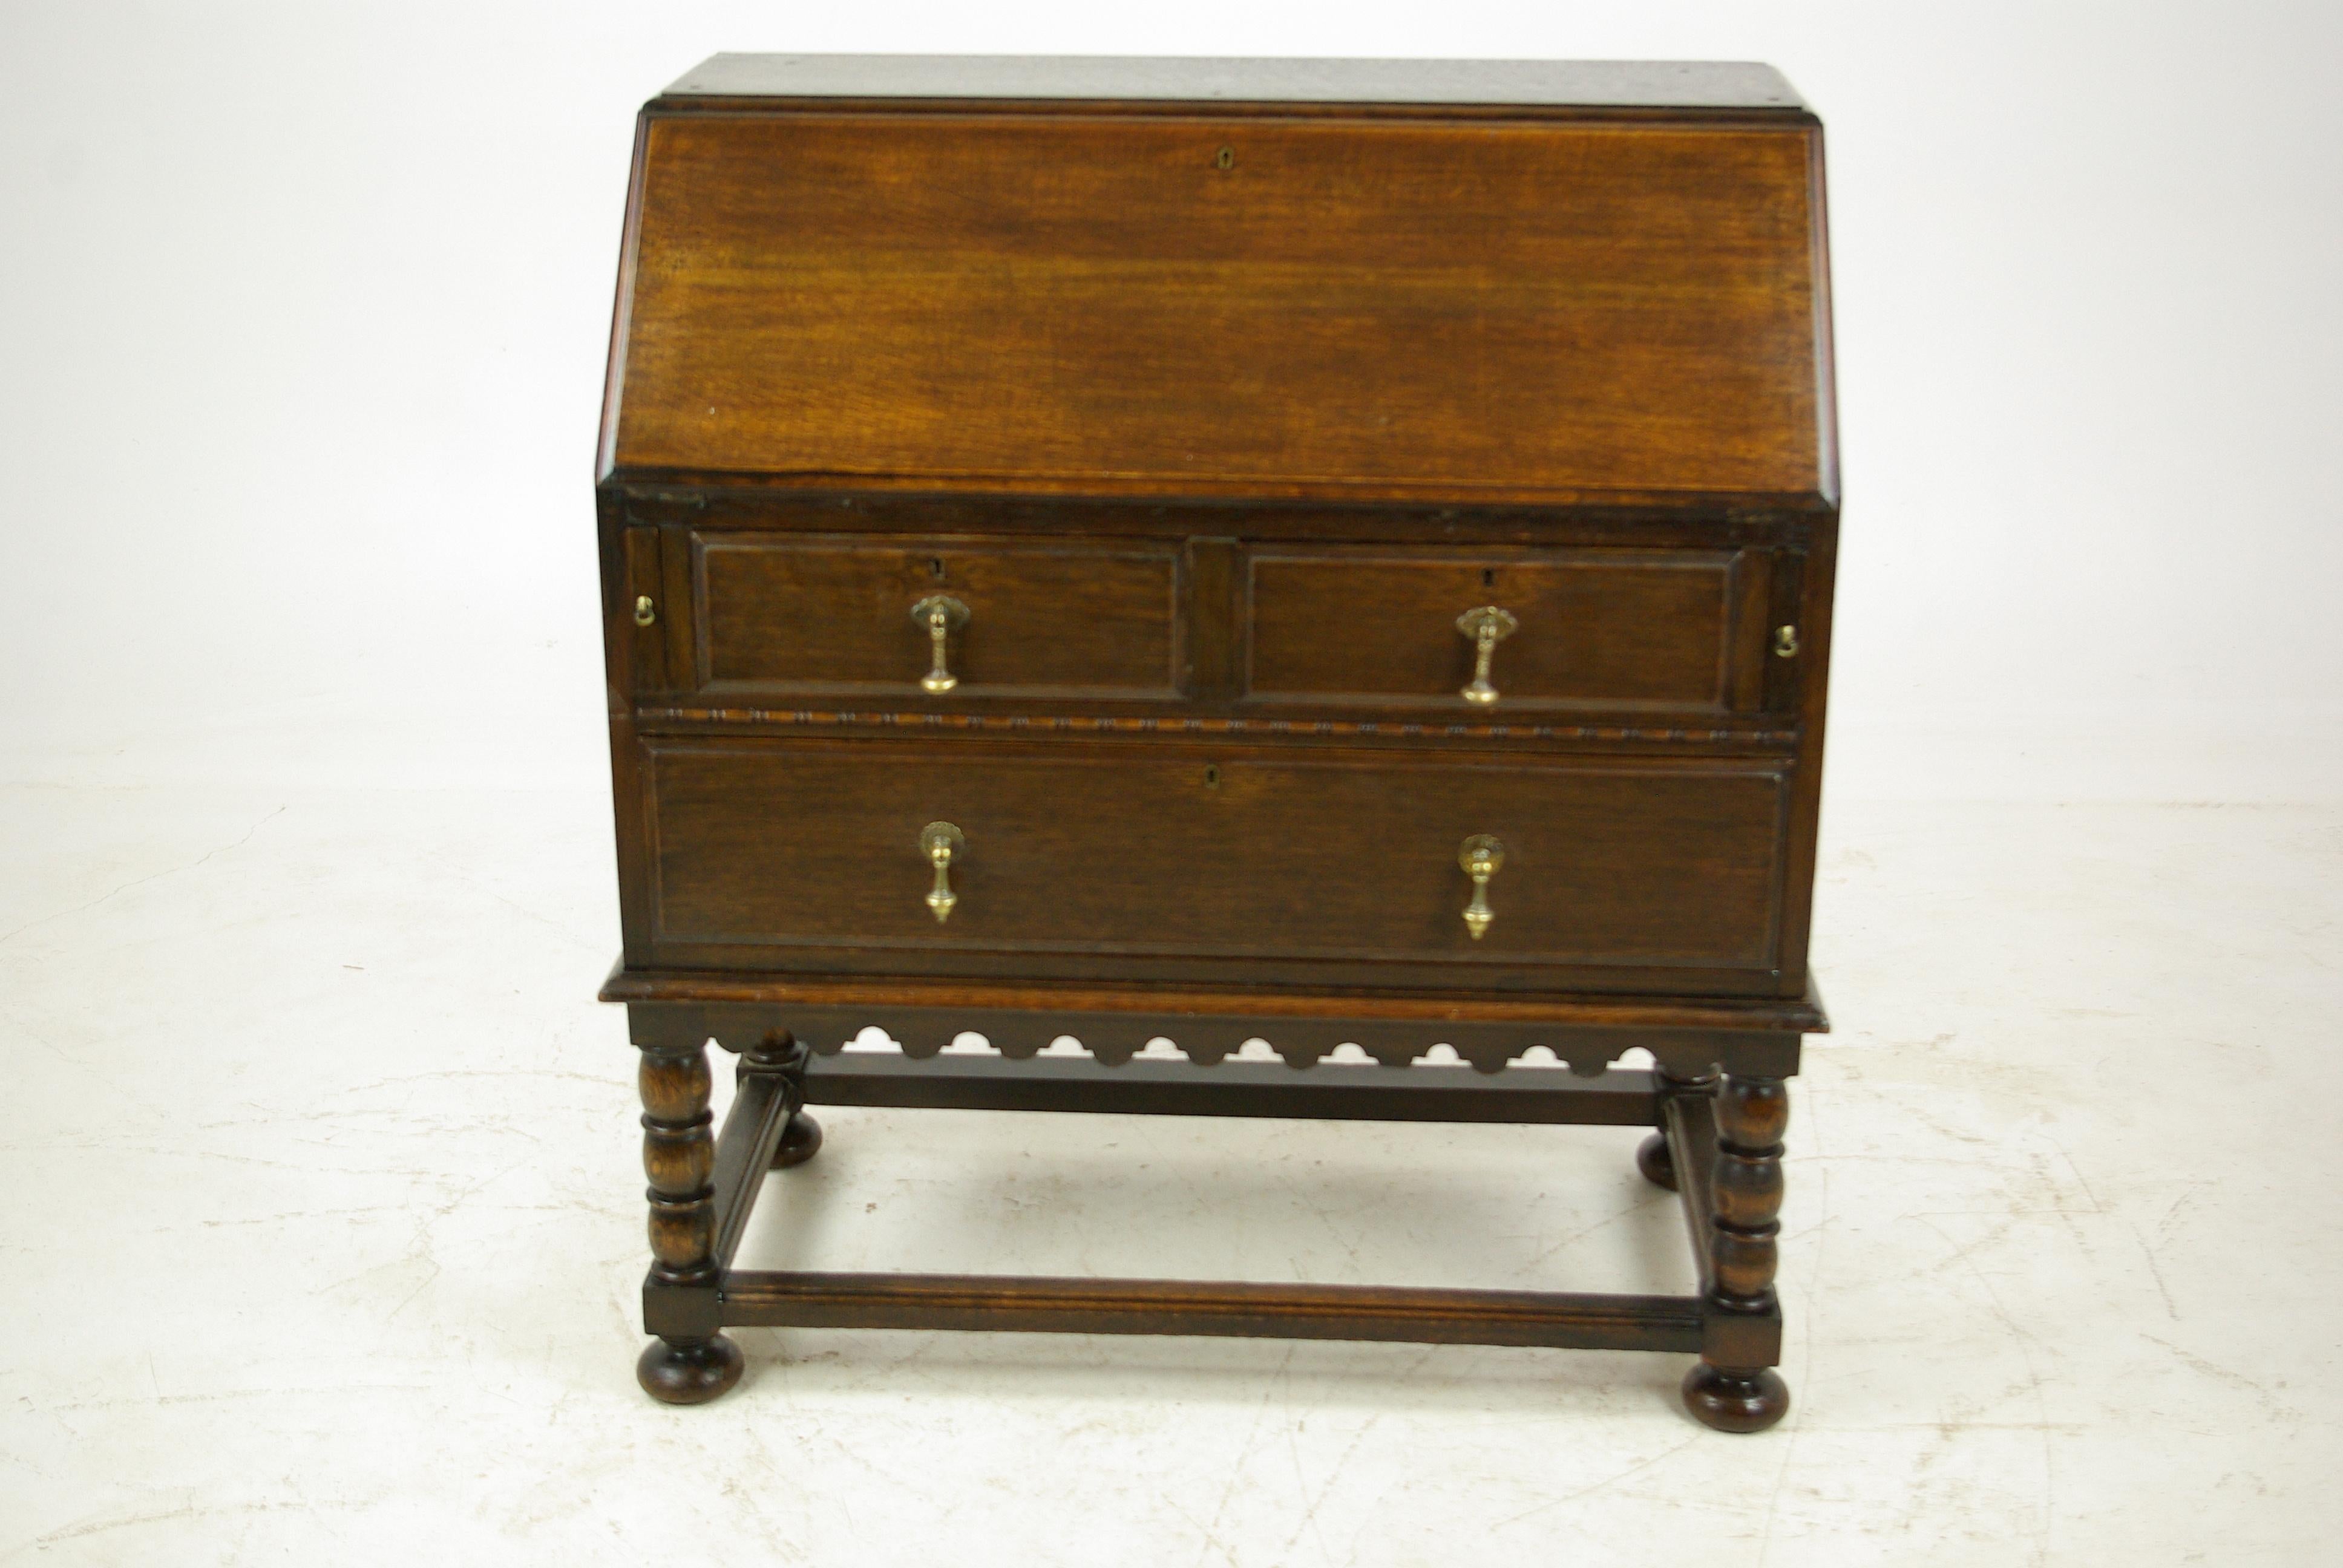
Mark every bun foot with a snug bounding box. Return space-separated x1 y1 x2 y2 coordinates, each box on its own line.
1682 1362 1790 1433
637 1333 744 1405
772 1111 824 1169
1635 1131 1677 1190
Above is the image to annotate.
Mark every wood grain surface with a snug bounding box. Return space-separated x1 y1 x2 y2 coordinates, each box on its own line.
691 531 1182 699
1245 545 1762 710
642 737 1788 976
609 111 1826 500
603 62 1837 1413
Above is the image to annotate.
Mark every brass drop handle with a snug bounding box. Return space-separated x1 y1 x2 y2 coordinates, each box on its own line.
911 594 971 693
1455 606 1519 706
920 821 965 923
1458 834 1504 941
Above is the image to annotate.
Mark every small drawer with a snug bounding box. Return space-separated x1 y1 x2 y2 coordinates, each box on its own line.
1244 546 1772 713
641 737 1790 991
683 532 1184 701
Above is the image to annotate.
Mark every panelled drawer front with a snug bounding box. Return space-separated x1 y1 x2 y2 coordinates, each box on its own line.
1245 546 1771 712
644 739 1788 982
687 532 1183 700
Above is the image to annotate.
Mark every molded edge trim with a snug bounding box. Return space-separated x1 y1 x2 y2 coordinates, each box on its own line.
598 959 1829 1034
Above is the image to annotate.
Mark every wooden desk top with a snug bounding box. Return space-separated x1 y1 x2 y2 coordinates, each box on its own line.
658 54 1810 114
606 60 1835 505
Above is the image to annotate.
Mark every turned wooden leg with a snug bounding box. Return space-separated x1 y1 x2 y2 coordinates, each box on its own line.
635 1037 743 1404
1683 1073 1791 1433
746 1032 822 1170
1636 1070 1717 1191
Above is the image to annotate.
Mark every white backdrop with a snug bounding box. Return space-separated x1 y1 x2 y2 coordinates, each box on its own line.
4 1 2338 802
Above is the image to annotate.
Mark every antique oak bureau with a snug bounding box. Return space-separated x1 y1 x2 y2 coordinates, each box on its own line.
596 55 1837 1432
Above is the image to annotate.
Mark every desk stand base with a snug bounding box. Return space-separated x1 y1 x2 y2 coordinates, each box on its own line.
626 1015 1798 1434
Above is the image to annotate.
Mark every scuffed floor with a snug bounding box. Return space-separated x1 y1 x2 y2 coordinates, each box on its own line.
1 786 2335 1564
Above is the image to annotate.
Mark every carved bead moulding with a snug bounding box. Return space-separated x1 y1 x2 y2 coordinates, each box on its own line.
640 706 1800 748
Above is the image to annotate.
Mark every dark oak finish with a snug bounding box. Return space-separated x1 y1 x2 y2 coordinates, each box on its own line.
613 119 1824 502
1665 1089 1723 1298
608 972 1813 1084
607 62 1834 506
689 532 1184 701
642 737 1791 985
1682 1074 1792 1431
1245 546 1768 713
637 1043 716 1287
721 1272 1706 1352
602 966 1827 1034
634 1037 741 1403
771 1111 823 1169
1638 1068 1722 1192
710 1034 808 1259
597 54 1835 1429
801 1053 1666 1125
1636 1133 1680 1192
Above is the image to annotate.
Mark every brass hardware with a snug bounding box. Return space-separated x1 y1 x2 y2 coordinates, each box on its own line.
1458 834 1505 941
632 595 656 627
1455 606 1519 705
1215 145 1235 171
1203 764 1221 788
1773 624 1800 658
911 594 971 693
919 822 965 924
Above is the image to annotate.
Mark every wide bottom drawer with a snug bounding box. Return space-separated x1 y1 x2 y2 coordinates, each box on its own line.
632 736 1780 989
637 738 1790 991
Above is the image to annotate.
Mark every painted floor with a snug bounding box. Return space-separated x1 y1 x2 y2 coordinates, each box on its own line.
1 786 2334 1564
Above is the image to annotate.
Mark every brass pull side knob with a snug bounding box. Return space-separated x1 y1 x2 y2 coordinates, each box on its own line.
911 595 971 693
1458 834 1504 941
632 595 657 627
1455 606 1519 706
919 821 965 924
